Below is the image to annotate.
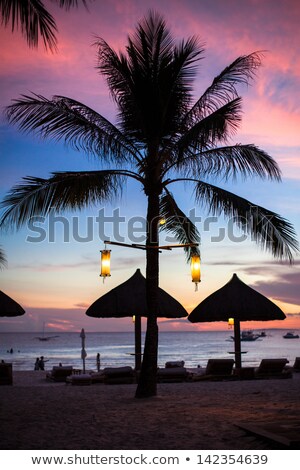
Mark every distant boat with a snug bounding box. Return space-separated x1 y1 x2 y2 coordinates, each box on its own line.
34 322 59 341
231 330 260 342
283 332 299 339
259 331 267 337
241 330 260 341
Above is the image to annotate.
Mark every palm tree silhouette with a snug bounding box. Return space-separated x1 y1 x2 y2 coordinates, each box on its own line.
0 246 7 269
0 0 90 52
1 11 298 397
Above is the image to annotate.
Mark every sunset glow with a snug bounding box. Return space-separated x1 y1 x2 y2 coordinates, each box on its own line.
0 0 299 333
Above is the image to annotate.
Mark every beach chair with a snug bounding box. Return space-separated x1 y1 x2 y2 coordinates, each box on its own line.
102 366 136 384
292 357 300 372
165 360 185 368
191 359 235 381
67 373 93 385
157 366 189 383
0 362 13 385
254 358 291 379
46 366 74 382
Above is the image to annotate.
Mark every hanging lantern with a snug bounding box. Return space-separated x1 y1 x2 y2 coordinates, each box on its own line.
100 250 111 278
228 317 234 329
132 315 136 323
159 218 166 226
191 255 201 291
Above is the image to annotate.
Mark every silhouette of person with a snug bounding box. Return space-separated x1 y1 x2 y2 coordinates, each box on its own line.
96 353 101 372
38 356 48 370
34 358 40 370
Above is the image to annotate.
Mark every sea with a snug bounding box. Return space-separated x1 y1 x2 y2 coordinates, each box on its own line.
0 329 299 371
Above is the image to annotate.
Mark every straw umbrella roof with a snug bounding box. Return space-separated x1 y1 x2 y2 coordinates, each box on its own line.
86 269 187 319
188 273 285 369
86 269 187 370
0 290 25 317
188 273 285 323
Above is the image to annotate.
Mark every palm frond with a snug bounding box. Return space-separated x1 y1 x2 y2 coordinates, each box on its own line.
159 190 200 260
183 51 263 127
95 38 132 108
171 144 281 181
0 246 7 269
0 170 127 230
195 181 299 262
0 0 58 51
53 0 89 10
95 11 203 143
176 98 242 155
5 94 142 164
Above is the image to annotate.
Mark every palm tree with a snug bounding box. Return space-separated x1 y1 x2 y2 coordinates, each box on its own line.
0 246 7 269
0 11 298 397
0 0 90 52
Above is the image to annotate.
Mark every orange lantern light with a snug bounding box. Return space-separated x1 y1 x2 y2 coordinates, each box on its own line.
191 254 201 290
100 250 111 278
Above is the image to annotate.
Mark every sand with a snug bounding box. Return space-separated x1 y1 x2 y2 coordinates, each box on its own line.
0 371 299 450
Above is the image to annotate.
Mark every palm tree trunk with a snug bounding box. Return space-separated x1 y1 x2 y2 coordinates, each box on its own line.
135 191 160 398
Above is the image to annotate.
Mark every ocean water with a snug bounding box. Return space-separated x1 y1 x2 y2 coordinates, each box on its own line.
0 329 299 371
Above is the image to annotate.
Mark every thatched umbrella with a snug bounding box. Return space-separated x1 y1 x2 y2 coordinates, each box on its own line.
86 269 187 369
0 290 25 317
188 273 285 368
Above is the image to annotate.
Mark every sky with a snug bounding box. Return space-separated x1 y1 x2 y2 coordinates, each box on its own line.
0 0 299 333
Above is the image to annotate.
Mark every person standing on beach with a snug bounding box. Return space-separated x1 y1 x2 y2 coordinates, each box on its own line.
38 356 48 370
96 353 100 372
34 358 40 370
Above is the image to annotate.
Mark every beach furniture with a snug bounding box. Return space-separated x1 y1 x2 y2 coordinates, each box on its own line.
67 373 93 385
102 366 136 384
254 358 291 379
46 365 74 382
157 360 189 382
68 371 107 385
157 366 189 383
0 362 13 385
291 357 300 372
165 360 185 368
191 359 235 381
188 273 285 369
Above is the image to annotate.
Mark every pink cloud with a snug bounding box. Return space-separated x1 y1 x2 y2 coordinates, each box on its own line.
1 0 299 333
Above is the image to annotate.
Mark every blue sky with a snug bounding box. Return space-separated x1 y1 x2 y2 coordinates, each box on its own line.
0 0 299 332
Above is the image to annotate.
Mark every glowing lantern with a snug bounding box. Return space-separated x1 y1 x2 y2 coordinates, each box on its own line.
191 255 201 290
228 317 234 329
100 250 111 278
159 218 166 225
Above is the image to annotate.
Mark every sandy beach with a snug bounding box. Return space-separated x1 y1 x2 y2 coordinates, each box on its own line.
0 371 299 450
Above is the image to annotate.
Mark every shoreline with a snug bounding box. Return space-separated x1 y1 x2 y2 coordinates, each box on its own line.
0 371 299 450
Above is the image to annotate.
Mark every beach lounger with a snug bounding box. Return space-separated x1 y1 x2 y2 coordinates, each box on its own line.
90 371 105 383
102 366 136 384
66 371 107 385
157 366 189 383
254 359 291 379
0 362 13 385
191 359 235 381
165 360 185 368
67 373 93 385
46 366 74 382
291 357 300 372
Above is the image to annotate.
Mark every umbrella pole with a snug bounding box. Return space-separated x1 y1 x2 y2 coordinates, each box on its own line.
135 315 142 371
234 320 242 369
